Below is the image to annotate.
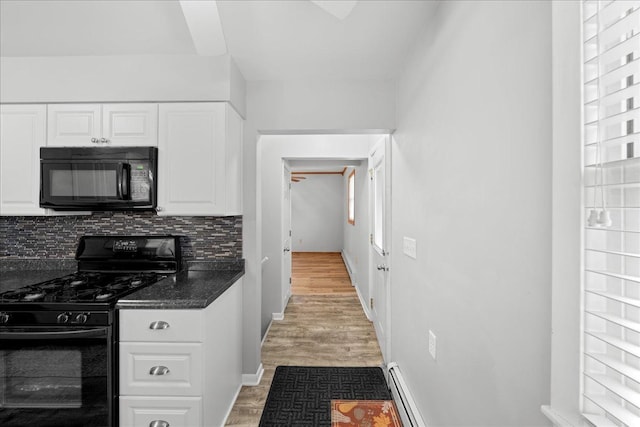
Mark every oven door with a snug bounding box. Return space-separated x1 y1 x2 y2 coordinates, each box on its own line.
0 326 112 427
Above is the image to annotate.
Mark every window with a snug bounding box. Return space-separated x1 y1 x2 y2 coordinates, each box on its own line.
348 170 355 225
581 0 640 424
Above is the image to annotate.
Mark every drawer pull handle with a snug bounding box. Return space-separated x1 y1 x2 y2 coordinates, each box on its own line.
149 321 170 330
149 421 169 427
149 366 170 376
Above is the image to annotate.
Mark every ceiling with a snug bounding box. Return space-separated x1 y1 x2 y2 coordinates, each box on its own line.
0 0 436 81
0 1 197 56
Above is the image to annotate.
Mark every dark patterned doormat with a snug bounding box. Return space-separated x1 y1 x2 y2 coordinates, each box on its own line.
258 366 392 427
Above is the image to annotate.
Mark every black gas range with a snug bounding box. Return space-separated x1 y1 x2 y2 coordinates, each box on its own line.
0 235 182 427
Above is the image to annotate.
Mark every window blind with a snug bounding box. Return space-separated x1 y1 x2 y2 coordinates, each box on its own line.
582 1 640 425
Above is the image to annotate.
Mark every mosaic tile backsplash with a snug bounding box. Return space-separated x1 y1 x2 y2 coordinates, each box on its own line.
0 213 242 260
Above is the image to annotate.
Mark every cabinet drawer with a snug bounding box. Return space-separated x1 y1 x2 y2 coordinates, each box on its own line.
120 396 201 427
119 342 202 396
119 309 203 342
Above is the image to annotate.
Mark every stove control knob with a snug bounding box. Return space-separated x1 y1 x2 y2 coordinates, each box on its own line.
57 312 70 324
75 313 89 324
0 312 9 324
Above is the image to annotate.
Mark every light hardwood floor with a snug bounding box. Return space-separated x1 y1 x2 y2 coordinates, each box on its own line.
292 252 356 295
225 253 382 426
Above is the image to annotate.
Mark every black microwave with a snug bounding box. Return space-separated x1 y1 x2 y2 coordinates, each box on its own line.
40 146 158 211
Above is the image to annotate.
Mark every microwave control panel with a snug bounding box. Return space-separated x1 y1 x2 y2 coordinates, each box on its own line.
129 162 151 201
113 239 138 253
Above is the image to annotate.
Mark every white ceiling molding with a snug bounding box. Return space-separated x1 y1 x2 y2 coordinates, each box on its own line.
288 159 363 173
179 0 227 56
310 0 358 20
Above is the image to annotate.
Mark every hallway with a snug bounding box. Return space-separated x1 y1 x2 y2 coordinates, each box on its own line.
226 253 382 426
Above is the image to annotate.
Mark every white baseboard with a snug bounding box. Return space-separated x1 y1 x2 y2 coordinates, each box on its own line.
242 363 264 386
283 291 291 309
355 281 372 321
271 291 291 322
262 320 273 347
221 382 243 426
342 251 372 320
341 251 355 285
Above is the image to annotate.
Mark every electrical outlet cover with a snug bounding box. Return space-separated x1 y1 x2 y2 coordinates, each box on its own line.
403 237 417 259
428 330 437 360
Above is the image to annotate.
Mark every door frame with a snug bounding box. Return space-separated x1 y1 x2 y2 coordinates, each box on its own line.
281 160 292 309
369 134 392 363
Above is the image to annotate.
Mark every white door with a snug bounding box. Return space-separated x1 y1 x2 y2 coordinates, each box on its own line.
282 162 293 306
369 135 391 361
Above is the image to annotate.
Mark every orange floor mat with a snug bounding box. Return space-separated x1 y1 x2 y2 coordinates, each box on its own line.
331 400 402 427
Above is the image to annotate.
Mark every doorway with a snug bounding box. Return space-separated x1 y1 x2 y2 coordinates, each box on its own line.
259 133 392 363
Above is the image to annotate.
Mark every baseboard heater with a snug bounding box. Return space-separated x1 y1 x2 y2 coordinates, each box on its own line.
387 362 427 427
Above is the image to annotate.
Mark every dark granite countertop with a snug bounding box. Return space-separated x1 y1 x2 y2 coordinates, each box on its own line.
1 258 244 310
116 266 244 310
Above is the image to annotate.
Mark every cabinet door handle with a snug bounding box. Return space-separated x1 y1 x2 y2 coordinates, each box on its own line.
149 366 170 376
91 137 98 143
149 320 170 330
149 421 170 427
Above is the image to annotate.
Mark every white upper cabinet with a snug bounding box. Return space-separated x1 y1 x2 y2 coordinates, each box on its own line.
0 104 47 216
157 103 242 216
102 104 158 146
47 103 158 147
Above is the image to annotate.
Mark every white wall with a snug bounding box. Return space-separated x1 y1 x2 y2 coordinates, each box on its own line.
259 134 377 337
291 174 344 252
0 54 247 117
392 1 552 426
342 164 371 317
243 78 396 371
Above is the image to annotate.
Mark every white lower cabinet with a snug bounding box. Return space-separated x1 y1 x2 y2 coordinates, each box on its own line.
120 396 202 427
119 278 243 427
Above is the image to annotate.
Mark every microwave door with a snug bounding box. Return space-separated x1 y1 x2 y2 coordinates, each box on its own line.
41 162 125 208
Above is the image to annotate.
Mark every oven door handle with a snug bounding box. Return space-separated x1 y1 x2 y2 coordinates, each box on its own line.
0 328 108 340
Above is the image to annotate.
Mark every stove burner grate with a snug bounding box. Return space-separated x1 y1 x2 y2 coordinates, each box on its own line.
0 272 163 304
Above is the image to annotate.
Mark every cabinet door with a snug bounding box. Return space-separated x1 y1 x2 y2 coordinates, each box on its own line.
102 104 158 146
47 104 101 146
157 103 226 215
0 105 47 215
120 396 202 427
